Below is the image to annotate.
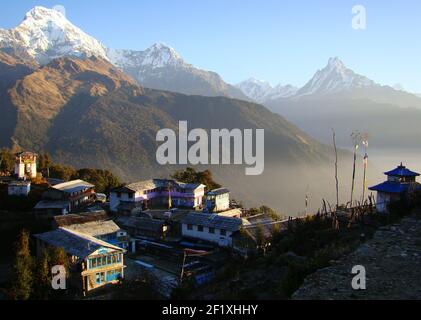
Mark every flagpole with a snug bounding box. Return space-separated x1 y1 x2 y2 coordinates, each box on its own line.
350 132 360 208
362 139 368 203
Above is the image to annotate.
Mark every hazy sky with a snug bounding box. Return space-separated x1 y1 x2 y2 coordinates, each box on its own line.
1 0 420 92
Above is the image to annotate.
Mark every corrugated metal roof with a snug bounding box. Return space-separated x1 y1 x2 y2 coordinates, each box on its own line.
116 217 165 233
384 165 420 177
34 200 70 210
8 181 31 186
207 188 230 196
368 181 421 194
52 180 94 193
181 213 242 232
34 228 124 259
112 179 204 193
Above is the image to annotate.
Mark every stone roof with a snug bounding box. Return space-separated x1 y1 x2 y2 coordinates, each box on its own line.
52 211 109 227
63 220 122 237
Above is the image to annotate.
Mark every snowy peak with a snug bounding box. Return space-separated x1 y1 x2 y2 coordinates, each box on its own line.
0 6 108 64
236 78 297 103
327 57 346 70
295 57 377 97
24 6 64 21
236 78 272 102
108 43 187 71
141 42 184 68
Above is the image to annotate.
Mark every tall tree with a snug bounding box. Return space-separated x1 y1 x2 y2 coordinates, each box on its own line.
76 168 121 194
49 247 69 275
0 148 14 173
38 153 53 178
10 229 34 300
34 249 51 300
171 167 221 191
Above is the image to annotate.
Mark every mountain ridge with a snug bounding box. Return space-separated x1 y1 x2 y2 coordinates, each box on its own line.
0 52 346 213
0 6 248 100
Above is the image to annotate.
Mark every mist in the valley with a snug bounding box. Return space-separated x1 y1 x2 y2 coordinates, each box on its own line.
211 147 420 218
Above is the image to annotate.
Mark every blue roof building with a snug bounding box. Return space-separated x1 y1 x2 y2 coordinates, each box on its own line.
369 163 421 213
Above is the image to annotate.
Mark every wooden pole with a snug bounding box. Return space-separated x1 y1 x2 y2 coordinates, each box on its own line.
350 132 360 207
362 139 368 203
180 251 187 284
351 145 357 207
332 129 339 209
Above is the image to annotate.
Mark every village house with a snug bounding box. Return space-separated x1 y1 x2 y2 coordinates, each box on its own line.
52 212 133 252
181 213 243 247
51 210 110 229
7 181 31 197
34 200 71 217
34 227 126 295
216 208 242 218
110 179 205 213
369 163 421 213
37 179 96 214
14 151 37 180
204 188 230 213
116 216 169 241
232 215 290 256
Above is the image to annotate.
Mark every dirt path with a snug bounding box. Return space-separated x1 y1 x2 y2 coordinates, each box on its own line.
293 214 421 300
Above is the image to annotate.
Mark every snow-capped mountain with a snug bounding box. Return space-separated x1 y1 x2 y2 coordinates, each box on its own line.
294 57 377 98
0 6 247 99
108 43 248 99
0 6 108 64
108 43 184 71
238 57 378 103
236 78 297 103
236 78 272 102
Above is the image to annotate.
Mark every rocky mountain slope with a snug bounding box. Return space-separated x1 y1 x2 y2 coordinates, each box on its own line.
241 58 421 148
293 214 421 300
0 6 247 100
0 53 345 213
108 43 248 99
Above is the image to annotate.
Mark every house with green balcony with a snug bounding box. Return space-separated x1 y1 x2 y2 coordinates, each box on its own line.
35 227 126 295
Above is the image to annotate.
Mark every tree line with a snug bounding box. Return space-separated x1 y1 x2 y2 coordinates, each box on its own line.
9 230 70 300
1 148 121 194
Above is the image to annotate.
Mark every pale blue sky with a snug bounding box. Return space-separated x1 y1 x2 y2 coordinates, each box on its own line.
1 0 420 92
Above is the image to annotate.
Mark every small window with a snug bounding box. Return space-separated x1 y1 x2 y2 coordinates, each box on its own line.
187 224 193 230
198 225 204 232
220 229 227 236
128 193 134 199
117 192 121 198
209 227 215 234
112 255 116 263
